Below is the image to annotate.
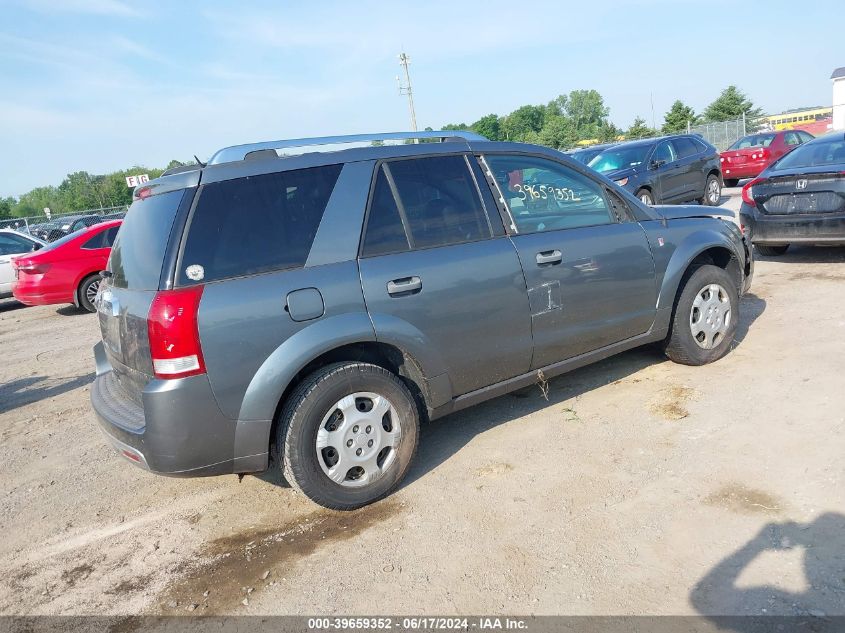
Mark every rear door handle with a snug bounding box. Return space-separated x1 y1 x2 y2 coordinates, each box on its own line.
387 276 422 296
535 250 562 266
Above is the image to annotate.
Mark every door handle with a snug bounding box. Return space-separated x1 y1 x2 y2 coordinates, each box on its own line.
387 276 422 296
535 250 562 265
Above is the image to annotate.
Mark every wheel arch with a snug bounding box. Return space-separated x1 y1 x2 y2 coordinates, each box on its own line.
656 232 744 330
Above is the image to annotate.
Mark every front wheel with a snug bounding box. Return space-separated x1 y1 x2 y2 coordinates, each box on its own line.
78 274 101 312
700 174 722 206
664 264 739 366
278 362 420 510
756 244 789 257
635 188 655 205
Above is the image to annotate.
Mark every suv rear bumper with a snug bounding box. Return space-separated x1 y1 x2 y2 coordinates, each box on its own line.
90 342 269 477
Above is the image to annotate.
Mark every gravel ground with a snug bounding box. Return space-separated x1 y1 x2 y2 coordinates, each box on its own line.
1 188 844 618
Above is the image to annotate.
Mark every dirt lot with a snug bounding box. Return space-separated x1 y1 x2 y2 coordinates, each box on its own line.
1 189 844 618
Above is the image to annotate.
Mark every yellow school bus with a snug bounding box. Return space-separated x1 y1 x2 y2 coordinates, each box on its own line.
764 107 832 130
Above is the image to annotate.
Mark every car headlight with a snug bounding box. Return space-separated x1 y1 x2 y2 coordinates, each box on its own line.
614 177 629 186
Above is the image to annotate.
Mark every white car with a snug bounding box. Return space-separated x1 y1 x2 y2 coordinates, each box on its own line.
0 229 46 299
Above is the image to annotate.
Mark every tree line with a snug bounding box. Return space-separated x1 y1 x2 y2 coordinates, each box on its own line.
2 85 762 221
442 85 763 144
0 160 191 220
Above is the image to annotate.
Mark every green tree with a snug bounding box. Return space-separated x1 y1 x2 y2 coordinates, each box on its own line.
662 100 698 134
703 86 763 123
0 197 16 219
500 105 545 141
537 116 576 149
564 89 610 134
470 114 502 141
626 117 658 140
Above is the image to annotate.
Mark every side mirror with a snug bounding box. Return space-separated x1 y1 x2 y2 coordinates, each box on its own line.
650 159 666 170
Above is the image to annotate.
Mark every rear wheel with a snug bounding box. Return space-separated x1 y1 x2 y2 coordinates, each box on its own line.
664 264 739 366
278 362 419 510
78 274 101 312
723 178 739 188
700 174 722 206
756 244 789 257
635 188 654 205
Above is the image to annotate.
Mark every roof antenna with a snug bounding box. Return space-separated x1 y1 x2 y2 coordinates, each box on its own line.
194 154 207 167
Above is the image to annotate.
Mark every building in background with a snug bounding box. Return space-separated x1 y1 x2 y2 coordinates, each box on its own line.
832 67 845 131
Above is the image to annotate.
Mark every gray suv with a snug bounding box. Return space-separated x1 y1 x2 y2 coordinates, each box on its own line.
91 131 753 510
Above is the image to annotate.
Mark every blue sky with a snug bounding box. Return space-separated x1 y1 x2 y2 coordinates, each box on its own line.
0 0 841 197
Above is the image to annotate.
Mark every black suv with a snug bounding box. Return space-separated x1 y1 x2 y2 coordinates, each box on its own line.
588 135 722 206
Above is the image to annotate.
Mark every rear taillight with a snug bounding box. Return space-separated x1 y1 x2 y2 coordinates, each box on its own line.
741 177 766 207
147 286 206 379
751 149 770 161
15 261 51 275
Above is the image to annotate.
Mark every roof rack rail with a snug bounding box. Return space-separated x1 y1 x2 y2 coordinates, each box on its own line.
207 130 488 165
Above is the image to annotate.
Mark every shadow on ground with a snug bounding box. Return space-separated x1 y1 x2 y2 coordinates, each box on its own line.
691 513 845 628
0 372 95 415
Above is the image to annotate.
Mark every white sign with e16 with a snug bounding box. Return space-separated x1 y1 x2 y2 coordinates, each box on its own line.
125 174 150 188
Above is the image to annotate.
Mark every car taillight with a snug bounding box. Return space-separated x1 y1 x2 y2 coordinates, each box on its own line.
147 286 206 379
720 156 725 163
751 149 770 161
741 177 766 207
15 261 51 275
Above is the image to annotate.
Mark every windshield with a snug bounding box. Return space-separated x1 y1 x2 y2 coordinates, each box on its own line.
588 145 650 173
729 133 776 150
571 148 601 165
773 138 845 170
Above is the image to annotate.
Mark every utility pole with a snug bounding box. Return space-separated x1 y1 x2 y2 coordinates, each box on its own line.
396 52 418 132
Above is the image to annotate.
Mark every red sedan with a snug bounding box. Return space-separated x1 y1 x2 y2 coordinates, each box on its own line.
13 220 121 312
720 130 814 187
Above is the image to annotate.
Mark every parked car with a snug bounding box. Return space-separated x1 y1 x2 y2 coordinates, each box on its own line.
739 132 845 256
0 229 46 299
90 131 752 510
568 142 617 165
42 214 104 242
588 135 723 206
29 221 60 241
720 130 814 188
12 220 121 312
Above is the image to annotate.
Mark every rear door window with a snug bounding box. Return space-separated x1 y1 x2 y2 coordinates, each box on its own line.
671 137 699 158
0 233 33 255
179 164 342 284
361 155 491 257
784 132 802 146
82 226 120 250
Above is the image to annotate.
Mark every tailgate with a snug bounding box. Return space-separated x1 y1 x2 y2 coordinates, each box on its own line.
96 188 194 403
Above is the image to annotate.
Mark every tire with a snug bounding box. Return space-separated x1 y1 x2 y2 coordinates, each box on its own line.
700 174 722 206
635 188 654 205
755 244 789 257
664 264 739 366
723 178 739 188
78 274 101 312
278 362 420 510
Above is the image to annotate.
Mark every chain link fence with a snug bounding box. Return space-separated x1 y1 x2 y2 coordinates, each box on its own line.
0 205 128 242
687 115 756 151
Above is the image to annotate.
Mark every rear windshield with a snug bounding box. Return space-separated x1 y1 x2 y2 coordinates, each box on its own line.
773 138 845 170
728 133 775 150
178 164 342 285
109 190 185 289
